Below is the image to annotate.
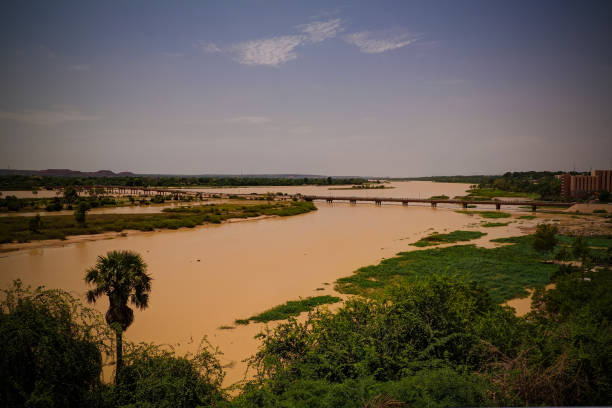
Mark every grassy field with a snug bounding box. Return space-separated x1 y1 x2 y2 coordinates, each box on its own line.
411 230 486 247
0 201 316 243
336 235 560 303
455 210 512 219
235 295 341 324
456 188 540 200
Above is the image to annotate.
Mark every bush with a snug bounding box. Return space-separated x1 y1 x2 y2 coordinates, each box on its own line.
0 280 110 408
106 340 226 407
532 223 558 251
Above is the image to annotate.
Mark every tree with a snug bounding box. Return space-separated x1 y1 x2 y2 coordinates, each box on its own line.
75 201 90 226
28 214 43 233
63 186 79 203
0 280 109 407
532 223 558 252
599 190 610 203
84 250 152 381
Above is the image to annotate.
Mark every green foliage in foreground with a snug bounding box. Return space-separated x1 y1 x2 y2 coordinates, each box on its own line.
518 215 536 220
481 222 509 227
238 271 611 406
235 296 341 325
455 210 512 219
337 235 557 302
0 281 111 408
0 201 316 243
411 230 486 247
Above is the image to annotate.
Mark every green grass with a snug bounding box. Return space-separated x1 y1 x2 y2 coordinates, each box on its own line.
411 230 486 247
481 222 510 227
235 295 342 324
456 188 540 200
0 201 317 243
455 210 512 219
593 209 607 214
518 215 536 220
429 195 449 200
336 235 558 303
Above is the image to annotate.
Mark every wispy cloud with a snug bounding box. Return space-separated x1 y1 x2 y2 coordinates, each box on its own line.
199 41 221 53
204 18 343 66
0 109 100 125
231 35 304 66
297 18 343 43
224 116 272 124
345 30 418 54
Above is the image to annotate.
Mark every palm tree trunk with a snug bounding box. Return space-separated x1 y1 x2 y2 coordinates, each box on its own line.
115 329 123 383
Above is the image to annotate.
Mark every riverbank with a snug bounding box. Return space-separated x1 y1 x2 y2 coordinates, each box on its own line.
0 201 316 246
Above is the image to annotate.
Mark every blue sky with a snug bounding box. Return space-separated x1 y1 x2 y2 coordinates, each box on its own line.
1 1 611 176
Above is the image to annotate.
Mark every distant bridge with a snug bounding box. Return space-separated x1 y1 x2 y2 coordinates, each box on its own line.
302 195 572 211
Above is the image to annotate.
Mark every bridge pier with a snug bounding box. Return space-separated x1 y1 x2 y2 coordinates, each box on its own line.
495 203 501 210
402 201 408 206
532 205 537 212
375 200 382 205
349 199 357 204
462 202 468 209
326 199 333 203
431 202 437 208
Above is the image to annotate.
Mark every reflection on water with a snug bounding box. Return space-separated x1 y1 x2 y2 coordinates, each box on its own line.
0 182 486 384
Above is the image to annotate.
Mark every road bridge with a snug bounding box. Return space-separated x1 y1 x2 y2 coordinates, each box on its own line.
302 195 572 211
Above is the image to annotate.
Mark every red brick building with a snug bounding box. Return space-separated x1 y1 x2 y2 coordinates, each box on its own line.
559 170 612 197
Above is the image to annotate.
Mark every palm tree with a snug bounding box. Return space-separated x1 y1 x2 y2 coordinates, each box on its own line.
84 250 152 380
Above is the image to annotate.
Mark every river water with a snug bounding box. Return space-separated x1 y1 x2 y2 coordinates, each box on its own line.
1 181 528 384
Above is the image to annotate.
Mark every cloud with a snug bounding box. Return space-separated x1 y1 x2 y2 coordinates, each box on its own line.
224 116 272 124
345 30 418 54
231 35 304 66
0 109 100 125
199 42 221 53
298 18 343 43
203 18 342 66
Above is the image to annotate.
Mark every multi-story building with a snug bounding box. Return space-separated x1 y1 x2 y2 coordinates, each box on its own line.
559 170 612 197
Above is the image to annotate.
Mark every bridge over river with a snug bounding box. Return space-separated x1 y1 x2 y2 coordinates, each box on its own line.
302 195 572 211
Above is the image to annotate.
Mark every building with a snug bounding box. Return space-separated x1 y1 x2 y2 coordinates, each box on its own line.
559 170 612 197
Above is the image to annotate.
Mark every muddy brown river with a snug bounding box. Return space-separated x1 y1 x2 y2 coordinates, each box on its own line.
0 182 534 384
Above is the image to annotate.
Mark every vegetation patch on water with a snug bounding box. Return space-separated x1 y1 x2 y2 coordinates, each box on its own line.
411 230 486 247
482 222 510 227
429 195 449 200
518 215 536 220
0 201 316 243
235 295 341 325
456 210 512 218
336 235 560 302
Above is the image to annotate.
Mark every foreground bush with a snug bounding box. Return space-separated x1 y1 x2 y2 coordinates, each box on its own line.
0 280 110 408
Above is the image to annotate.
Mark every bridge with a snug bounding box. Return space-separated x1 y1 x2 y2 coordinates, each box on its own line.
302 195 572 211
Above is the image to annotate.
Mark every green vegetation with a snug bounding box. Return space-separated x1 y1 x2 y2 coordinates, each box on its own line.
532 224 558 251
518 215 536 220
411 230 486 247
337 235 560 302
0 201 316 243
403 171 564 200
482 222 510 227
235 295 341 325
85 251 152 380
456 210 512 218
458 188 540 200
0 174 366 190
429 194 449 200
593 209 608 213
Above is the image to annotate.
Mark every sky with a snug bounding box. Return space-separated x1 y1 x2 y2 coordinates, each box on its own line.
0 1 611 177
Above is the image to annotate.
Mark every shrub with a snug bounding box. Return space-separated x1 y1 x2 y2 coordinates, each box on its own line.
532 223 558 251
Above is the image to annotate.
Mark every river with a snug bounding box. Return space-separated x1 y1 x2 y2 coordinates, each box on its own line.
0 181 532 384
